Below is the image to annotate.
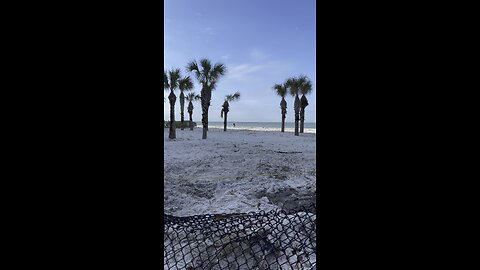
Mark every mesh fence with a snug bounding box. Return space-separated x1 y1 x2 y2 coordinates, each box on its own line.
164 204 316 270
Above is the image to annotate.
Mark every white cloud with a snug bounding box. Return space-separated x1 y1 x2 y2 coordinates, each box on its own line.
226 64 264 81
225 61 291 82
250 49 269 61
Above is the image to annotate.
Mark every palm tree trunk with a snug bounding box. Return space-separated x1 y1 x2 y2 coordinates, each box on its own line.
203 109 208 139
280 97 287 132
207 91 211 132
180 92 185 130
295 115 299 136
168 91 176 139
201 89 208 139
188 101 194 131
189 112 193 130
300 94 308 133
300 107 305 133
294 94 300 136
224 111 228 131
222 100 229 132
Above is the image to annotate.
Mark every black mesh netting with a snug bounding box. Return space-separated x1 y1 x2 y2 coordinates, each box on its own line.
164 204 316 270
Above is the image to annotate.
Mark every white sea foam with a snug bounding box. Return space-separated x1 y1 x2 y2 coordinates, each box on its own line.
207 122 316 134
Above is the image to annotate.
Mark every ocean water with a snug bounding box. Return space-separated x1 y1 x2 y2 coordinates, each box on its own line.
208 121 316 134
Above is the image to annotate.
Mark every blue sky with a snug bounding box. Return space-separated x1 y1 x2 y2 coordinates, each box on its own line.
164 0 316 123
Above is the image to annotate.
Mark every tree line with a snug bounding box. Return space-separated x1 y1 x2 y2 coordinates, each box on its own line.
164 58 314 139
273 75 313 136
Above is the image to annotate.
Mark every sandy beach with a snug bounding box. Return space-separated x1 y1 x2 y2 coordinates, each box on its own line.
164 127 316 217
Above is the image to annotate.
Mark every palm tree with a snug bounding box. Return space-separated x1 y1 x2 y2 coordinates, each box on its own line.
287 77 301 136
273 82 289 132
221 92 240 131
186 92 201 130
186 59 227 139
178 76 194 130
164 68 181 139
298 75 313 133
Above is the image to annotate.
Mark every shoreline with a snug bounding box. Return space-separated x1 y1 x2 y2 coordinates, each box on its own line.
164 126 317 135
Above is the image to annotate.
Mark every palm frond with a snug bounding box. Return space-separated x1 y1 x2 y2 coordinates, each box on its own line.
211 63 227 80
273 83 287 97
178 76 194 92
186 92 201 101
167 68 181 91
186 58 227 93
225 91 241 102
298 75 313 95
286 77 299 96
199 59 212 78
186 60 202 82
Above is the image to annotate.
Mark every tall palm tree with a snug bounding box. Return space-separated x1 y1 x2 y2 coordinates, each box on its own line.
186 59 227 139
298 75 313 133
186 92 201 131
221 92 240 131
164 68 181 139
273 82 289 132
287 77 301 136
178 76 194 130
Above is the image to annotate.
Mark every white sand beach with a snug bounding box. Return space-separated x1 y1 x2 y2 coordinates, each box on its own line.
164 127 316 217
